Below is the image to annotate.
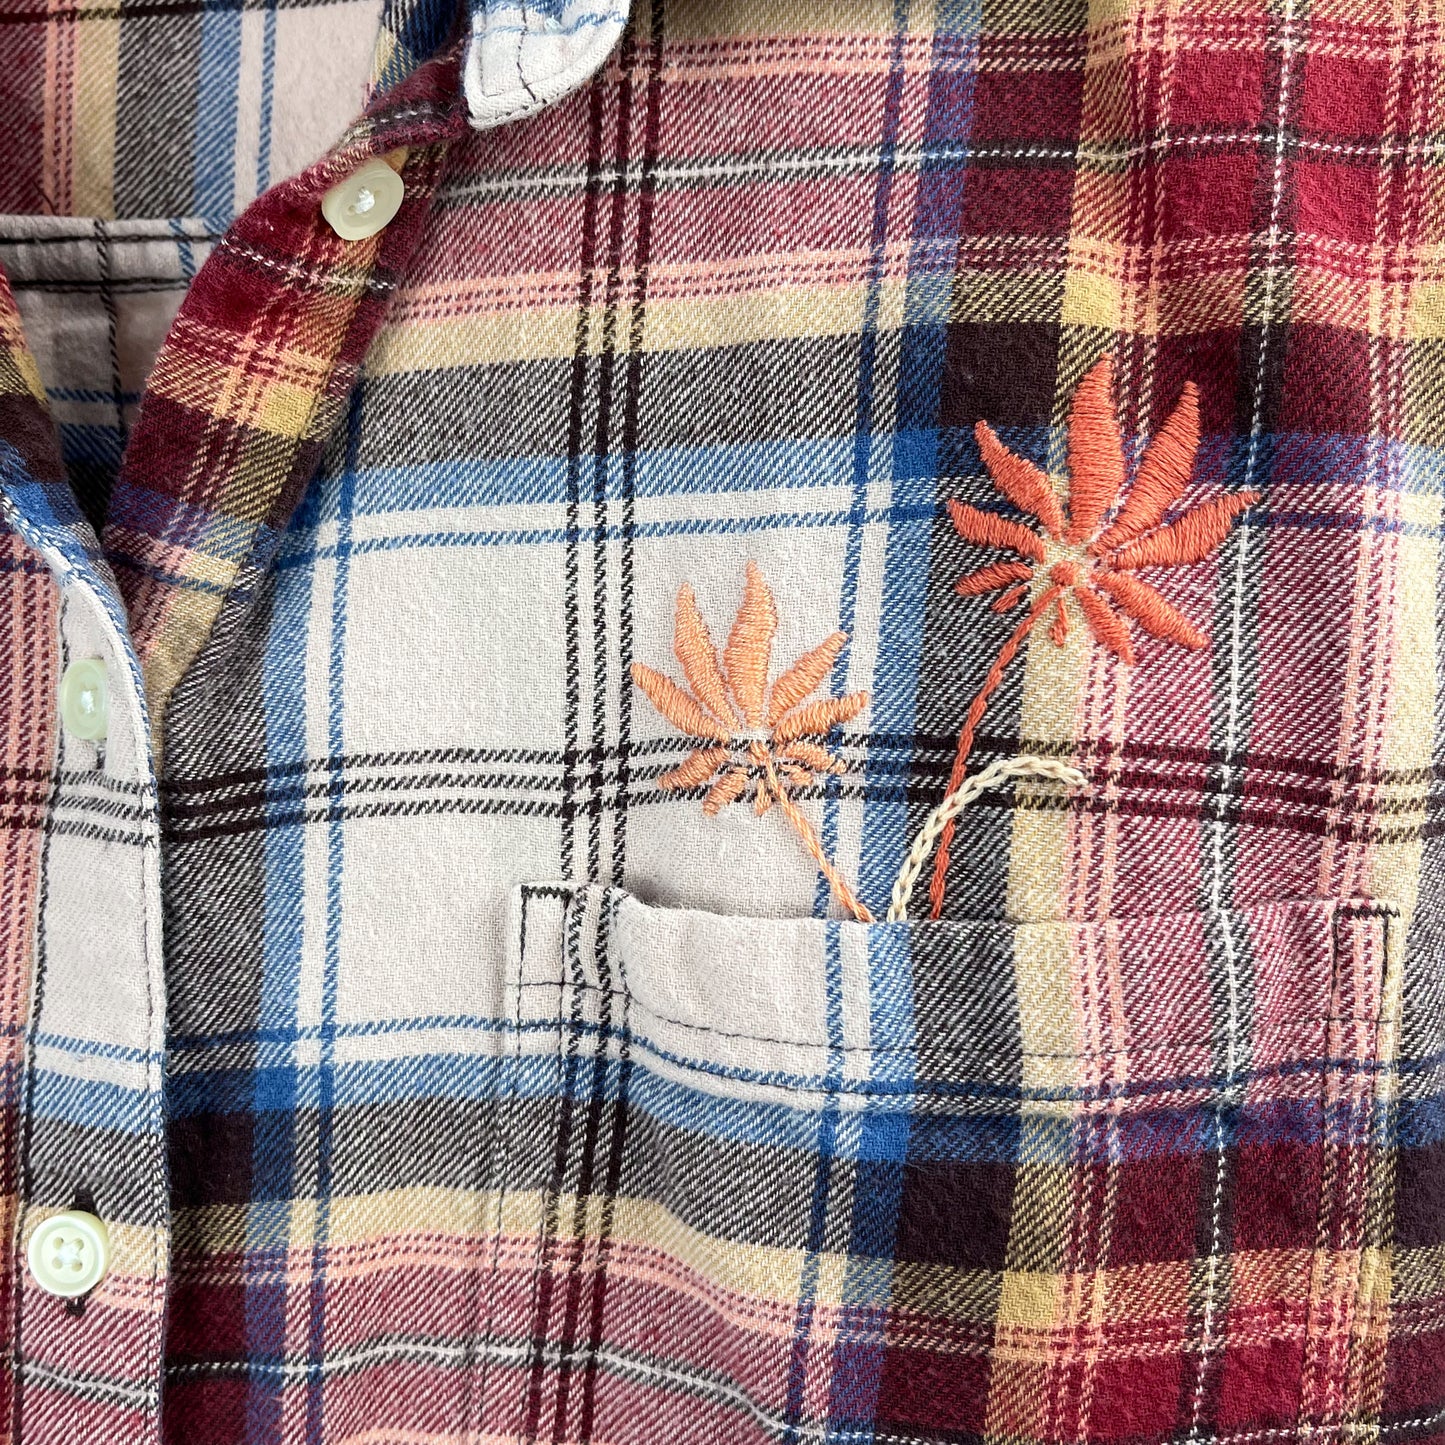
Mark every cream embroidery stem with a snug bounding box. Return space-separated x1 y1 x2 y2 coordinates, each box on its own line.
887 755 1087 923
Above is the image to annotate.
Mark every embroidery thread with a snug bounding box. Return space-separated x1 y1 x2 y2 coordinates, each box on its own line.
887 754 1087 922
632 562 874 922
928 357 1260 918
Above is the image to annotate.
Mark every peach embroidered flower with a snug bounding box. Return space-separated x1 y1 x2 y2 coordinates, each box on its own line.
927 356 1260 917
632 562 873 921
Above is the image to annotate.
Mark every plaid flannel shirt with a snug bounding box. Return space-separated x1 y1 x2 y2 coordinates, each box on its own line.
0 0 1440 1441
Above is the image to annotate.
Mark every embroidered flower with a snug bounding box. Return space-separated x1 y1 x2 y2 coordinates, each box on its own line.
926 356 1260 917
950 356 1259 664
632 562 873 921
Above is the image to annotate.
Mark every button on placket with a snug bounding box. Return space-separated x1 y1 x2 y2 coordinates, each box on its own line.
321 157 405 241
58 655 109 742
28 1211 110 1298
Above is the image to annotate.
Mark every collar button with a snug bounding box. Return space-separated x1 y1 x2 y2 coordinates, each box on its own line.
322 159 405 241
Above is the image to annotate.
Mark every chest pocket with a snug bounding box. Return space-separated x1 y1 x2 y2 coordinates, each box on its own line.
491 884 1401 1445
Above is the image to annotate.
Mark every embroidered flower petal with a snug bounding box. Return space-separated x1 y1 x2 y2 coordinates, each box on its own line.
772 690 869 746
947 499 1046 562
974 421 1067 538
779 763 814 787
954 559 1035 597
1107 491 1259 571
754 777 773 816
1049 593 1070 646
992 583 1029 613
675 584 739 726
1073 583 1136 664
1092 382 1200 553
659 746 730 791
1065 356 1126 545
767 631 846 725
702 766 749 815
724 560 777 726
780 740 846 774
1094 571 1208 649
631 663 732 742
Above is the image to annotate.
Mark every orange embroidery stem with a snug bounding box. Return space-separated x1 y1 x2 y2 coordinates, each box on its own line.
927 585 1062 920
1049 595 1069 645
752 744 873 923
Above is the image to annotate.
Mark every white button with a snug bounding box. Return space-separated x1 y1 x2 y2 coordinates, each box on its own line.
58 657 108 741
321 159 405 241
28 1211 110 1298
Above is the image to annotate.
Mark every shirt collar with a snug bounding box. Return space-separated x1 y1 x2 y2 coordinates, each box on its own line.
464 0 631 128
374 0 630 131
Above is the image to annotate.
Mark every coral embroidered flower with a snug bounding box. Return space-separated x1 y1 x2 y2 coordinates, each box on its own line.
632 562 873 921
951 355 1259 664
927 356 1260 917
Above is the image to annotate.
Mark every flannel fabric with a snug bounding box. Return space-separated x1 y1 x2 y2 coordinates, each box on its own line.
0 0 382 223
0 0 1442 1442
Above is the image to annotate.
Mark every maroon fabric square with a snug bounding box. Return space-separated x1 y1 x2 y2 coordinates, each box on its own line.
1170 49 1265 128
940 322 1061 428
161 1381 249 1445
1296 159 1379 244
894 1160 1016 1271
1107 1153 1205 1265
972 69 1084 142
1385 1326 1445 1413
1301 53 1388 137
1230 1141 1321 1251
1395 1141 1445 1248
962 165 1075 236
164 1282 249 1361
1216 1337 1304 1429
1160 154 1257 242
1089 1351 1183 1440
876 1345 991 1434
1278 326 1372 435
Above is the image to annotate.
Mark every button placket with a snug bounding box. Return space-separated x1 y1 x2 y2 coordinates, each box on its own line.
14 578 168 1427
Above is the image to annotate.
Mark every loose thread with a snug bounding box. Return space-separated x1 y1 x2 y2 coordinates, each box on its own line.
887 755 1086 923
756 745 874 924
927 586 1061 920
